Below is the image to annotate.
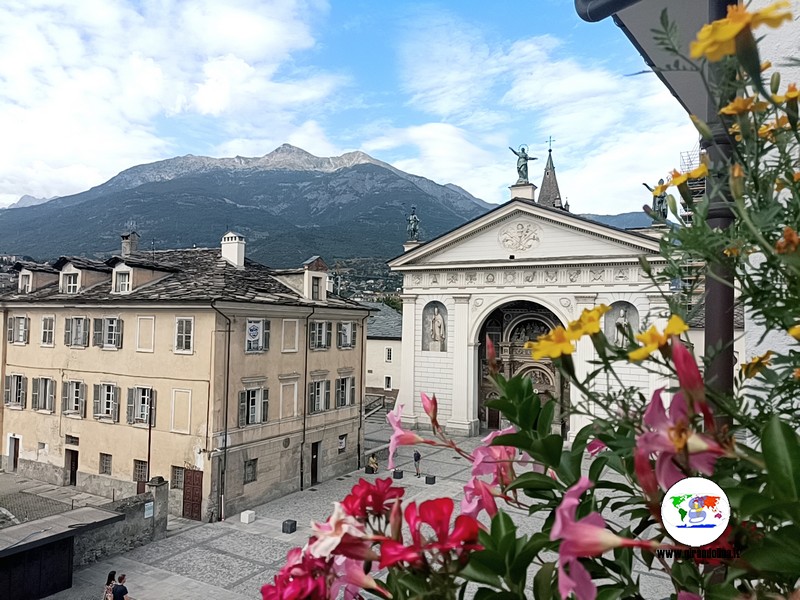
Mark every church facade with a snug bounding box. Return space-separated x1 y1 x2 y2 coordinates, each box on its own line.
389 152 743 438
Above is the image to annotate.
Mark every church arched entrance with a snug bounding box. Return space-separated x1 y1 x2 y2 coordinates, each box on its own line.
477 300 570 435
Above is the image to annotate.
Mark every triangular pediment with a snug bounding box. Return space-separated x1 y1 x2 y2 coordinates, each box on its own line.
388 200 661 268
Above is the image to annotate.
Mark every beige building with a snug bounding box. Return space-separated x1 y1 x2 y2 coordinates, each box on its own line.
1 233 369 520
362 301 402 401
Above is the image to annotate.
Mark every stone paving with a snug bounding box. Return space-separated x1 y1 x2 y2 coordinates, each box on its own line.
42 437 675 600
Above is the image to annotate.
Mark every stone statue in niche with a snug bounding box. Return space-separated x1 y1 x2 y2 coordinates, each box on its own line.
604 301 639 343
423 302 447 352
614 309 629 345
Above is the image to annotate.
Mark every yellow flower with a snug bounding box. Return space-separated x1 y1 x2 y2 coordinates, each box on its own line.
789 324 800 340
773 83 799 103
728 122 743 141
525 327 575 360
575 304 611 337
690 1 792 62
628 315 688 362
794 367 800 380
758 115 790 140
741 351 773 379
719 96 768 115
794 172 800 183
653 165 708 196
761 60 773 72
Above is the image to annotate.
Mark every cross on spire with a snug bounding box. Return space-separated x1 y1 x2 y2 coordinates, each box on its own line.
546 136 555 152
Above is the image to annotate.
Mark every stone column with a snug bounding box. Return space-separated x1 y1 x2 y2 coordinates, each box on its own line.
398 294 419 428
570 294 598 439
147 476 169 541
447 295 478 436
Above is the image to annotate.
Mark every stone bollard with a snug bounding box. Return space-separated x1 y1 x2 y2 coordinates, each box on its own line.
146 476 169 541
425 475 436 485
393 469 403 479
282 519 297 534
240 510 256 524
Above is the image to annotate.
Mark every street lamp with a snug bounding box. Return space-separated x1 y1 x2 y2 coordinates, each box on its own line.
575 0 737 413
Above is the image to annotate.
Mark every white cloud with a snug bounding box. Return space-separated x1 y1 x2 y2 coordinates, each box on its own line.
0 0 336 206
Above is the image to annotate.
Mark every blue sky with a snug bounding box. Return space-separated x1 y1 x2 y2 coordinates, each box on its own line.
0 0 697 213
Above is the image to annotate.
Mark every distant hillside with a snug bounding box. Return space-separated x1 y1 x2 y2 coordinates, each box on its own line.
580 211 653 229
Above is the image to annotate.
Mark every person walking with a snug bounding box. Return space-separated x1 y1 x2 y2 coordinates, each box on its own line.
112 574 130 600
413 450 421 477
103 571 116 600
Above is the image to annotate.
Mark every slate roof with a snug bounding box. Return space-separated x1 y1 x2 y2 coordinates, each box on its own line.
14 261 58 274
361 301 402 339
52 256 112 272
686 301 745 329
537 150 564 209
1 248 364 310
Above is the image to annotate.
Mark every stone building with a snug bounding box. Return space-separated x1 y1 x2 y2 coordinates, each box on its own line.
362 301 402 401
1 232 368 520
389 152 744 437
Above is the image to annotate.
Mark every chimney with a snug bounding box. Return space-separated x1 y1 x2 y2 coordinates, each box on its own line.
221 231 246 269
121 231 140 256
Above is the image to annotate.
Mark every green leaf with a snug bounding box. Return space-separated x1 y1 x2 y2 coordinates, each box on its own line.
510 534 550 583
595 587 624 600
537 399 556 437
460 554 504 588
762 415 800 501
588 455 608 483
491 510 516 541
505 471 560 493
493 432 534 453
742 540 800 574
396 573 430 595
540 434 564 467
533 561 555 600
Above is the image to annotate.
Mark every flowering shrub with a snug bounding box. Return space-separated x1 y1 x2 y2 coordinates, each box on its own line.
263 3 800 599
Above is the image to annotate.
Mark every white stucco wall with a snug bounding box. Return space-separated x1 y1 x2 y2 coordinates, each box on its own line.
365 339 402 394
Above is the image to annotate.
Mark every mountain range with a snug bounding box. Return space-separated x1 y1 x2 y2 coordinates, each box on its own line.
0 145 652 272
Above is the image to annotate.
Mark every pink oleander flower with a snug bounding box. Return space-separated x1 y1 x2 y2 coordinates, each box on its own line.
261 546 330 600
340 477 404 520
671 338 714 431
461 476 500 520
551 477 657 600
471 426 517 486
379 497 482 569
330 555 392 600
633 446 659 502
308 503 374 561
637 389 725 490
421 392 439 430
387 403 434 470
586 438 607 457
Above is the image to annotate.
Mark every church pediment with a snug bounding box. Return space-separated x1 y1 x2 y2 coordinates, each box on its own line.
388 200 661 268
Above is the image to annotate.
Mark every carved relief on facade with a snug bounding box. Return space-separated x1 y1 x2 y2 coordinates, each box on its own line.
498 220 542 252
559 297 573 315
412 274 422 285
447 272 458 285
523 271 534 283
504 271 516 284
568 269 581 283
466 273 477 284
614 268 629 281
590 269 604 282
472 297 484 312
545 270 558 283
430 273 439 285
485 273 496 284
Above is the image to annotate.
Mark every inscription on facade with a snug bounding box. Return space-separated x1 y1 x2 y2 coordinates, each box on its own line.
498 221 541 252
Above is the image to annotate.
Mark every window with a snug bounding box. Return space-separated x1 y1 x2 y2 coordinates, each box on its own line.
65 434 79 446
245 318 270 353
385 347 393 363
19 273 30 293
3 375 27 407
64 317 89 347
133 459 148 482
93 383 119 421
127 387 156 425
244 458 258 484
238 388 269 426
63 273 79 294
41 317 55 346
171 466 184 490
309 321 332 350
62 381 87 416
308 380 330 414
384 376 393 391
6 316 29 344
338 434 347 454
32 378 56 412
311 276 321 300
335 376 356 408
114 271 131 293
99 453 112 475
175 317 193 353
93 318 123 349
337 322 357 349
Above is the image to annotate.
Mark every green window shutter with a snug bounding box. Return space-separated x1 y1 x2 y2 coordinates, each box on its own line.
31 378 40 410
46 379 55 411
64 318 72 345
324 380 331 410
61 382 69 412
116 319 124 349
263 320 270 350
112 387 120 422
150 389 157 427
309 324 316 349
325 322 332 348
20 377 27 408
5 318 12 343
352 323 357 347
308 383 314 413
126 388 135 424
92 319 103 346
23 317 30 344
335 378 341 407
81 318 90 347
93 384 101 418
238 391 247 427
79 383 86 417
261 389 269 423
350 376 356 405
3 376 11 404
336 322 343 349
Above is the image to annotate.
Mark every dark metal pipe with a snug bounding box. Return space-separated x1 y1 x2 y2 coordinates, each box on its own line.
211 300 232 520
300 306 316 491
